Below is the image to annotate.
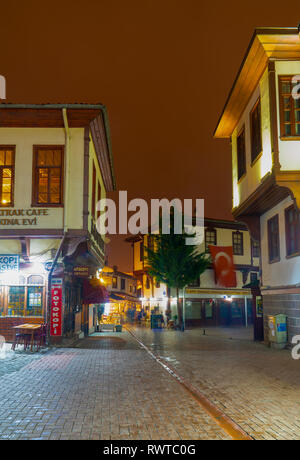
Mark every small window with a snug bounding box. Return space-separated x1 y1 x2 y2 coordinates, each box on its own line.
250 272 258 283
97 182 101 219
140 241 144 261
92 162 96 218
120 278 125 290
146 277 150 290
0 146 15 207
112 277 117 289
33 146 63 205
147 235 154 252
268 214 280 262
28 275 44 285
232 231 244 255
205 228 217 253
237 127 246 180
285 205 300 256
251 239 260 258
188 277 200 288
279 76 300 138
250 99 262 163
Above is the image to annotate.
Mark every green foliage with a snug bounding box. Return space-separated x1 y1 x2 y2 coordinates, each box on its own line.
145 223 210 290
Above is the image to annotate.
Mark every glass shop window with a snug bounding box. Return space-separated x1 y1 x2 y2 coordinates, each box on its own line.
0 287 4 316
8 286 25 316
27 286 43 317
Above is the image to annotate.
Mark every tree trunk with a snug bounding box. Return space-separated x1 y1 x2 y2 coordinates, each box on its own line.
165 286 171 323
176 287 183 330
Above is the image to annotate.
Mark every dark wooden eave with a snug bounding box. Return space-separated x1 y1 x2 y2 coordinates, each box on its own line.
214 27 300 138
0 104 116 192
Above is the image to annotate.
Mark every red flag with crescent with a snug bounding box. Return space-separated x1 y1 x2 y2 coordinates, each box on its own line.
209 245 237 287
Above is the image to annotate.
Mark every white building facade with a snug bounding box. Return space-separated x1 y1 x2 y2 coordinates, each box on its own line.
0 104 115 342
214 27 300 343
126 218 259 327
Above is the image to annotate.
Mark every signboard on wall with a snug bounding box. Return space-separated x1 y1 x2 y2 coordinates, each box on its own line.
0 255 19 273
50 278 63 337
73 266 89 278
256 296 263 318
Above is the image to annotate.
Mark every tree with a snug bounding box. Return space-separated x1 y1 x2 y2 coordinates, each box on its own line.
145 217 210 330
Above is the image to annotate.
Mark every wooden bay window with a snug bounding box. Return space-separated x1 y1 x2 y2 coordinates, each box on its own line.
233 231 244 255
237 127 246 180
0 145 15 207
285 205 300 257
279 76 300 138
250 99 262 163
32 146 64 206
268 214 280 263
205 228 217 253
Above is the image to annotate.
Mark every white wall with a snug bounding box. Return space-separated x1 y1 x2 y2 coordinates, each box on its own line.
0 127 85 230
260 195 300 287
232 68 273 209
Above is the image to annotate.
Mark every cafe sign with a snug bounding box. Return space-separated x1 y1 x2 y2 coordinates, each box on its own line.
0 255 19 273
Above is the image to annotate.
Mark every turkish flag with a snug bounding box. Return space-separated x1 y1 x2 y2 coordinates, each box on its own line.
209 246 237 287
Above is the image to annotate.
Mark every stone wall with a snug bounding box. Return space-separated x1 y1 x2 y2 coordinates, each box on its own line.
262 293 300 344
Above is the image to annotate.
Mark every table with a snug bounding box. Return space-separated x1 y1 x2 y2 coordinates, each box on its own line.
12 324 41 351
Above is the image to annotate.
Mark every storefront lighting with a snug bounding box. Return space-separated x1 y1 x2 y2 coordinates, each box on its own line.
224 295 233 302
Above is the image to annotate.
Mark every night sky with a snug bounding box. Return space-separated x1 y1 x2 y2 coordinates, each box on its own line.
1 0 299 271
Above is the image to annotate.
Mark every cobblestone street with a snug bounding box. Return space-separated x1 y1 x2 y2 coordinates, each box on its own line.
0 331 230 440
129 326 300 440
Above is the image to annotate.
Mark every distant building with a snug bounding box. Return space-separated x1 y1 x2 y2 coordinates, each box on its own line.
100 266 140 325
214 26 300 343
0 104 116 341
126 218 259 327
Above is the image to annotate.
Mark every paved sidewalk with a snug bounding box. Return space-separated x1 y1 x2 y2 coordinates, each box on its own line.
0 331 230 440
129 326 300 440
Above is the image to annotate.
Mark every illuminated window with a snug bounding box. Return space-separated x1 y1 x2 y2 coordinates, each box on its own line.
232 231 244 255
8 286 25 316
27 275 44 285
279 76 300 137
27 286 43 316
237 127 246 180
112 276 117 289
205 228 216 252
250 99 262 163
146 277 150 290
285 205 300 257
0 146 15 207
268 214 280 263
33 146 63 205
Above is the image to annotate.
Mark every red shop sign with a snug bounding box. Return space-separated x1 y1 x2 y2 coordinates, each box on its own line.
50 279 63 337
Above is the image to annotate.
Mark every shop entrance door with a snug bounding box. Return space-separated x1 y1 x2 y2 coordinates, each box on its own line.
202 300 216 326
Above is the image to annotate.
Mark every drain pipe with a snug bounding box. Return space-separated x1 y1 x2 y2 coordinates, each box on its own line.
62 108 70 232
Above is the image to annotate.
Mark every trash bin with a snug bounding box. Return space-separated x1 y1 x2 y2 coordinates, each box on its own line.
268 314 287 349
114 325 122 332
